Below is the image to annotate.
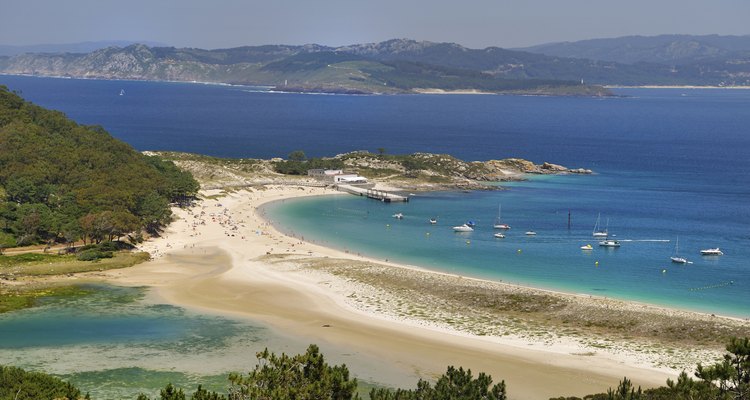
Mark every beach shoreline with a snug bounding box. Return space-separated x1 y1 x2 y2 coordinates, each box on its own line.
94 185 748 399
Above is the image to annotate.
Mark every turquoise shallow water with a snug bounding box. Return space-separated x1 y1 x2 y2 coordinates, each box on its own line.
0 285 418 397
0 285 288 398
266 172 749 318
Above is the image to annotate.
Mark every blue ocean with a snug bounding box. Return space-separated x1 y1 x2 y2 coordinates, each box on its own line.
2 75 749 318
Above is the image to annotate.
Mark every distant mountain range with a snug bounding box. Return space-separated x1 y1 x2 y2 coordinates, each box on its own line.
0 40 168 57
517 34 750 65
1 36 748 94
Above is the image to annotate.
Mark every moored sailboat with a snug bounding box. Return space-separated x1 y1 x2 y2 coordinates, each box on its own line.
592 213 608 238
493 205 510 230
670 236 688 264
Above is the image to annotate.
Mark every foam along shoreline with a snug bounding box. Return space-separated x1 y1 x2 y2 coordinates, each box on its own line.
97 185 745 399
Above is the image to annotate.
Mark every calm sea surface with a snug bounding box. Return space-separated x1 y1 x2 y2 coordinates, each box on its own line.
2 75 748 319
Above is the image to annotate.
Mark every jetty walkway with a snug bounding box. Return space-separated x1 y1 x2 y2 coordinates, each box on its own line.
336 184 409 202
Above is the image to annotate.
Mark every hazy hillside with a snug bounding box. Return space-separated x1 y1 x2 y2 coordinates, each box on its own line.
1 38 748 89
0 42 609 95
0 40 167 57
517 34 750 65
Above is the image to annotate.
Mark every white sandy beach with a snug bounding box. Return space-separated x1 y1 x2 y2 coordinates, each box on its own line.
98 185 726 399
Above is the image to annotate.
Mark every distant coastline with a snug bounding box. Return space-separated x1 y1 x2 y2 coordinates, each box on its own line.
606 85 750 89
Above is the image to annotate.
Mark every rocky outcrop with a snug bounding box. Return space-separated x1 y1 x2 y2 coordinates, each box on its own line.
335 152 592 184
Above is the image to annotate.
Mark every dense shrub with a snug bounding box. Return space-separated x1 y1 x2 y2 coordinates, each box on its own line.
76 249 114 261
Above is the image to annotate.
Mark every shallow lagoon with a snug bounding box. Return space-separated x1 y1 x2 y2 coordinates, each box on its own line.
0 285 290 398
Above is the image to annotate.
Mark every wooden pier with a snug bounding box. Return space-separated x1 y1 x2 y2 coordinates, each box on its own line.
336 184 409 202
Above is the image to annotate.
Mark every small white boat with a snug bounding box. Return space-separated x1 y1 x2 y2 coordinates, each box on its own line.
493 232 505 238
453 224 474 232
392 213 403 219
592 213 608 238
525 231 536 236
580 244 593 250
493 205 511 230
700 248 723 256
599 239 620 247
429 218 437 224
670 237 688 264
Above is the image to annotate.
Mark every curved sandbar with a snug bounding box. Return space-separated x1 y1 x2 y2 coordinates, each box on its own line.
102 186 684 399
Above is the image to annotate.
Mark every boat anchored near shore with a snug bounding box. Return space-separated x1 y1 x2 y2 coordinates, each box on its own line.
592 213 609 238
700 248 724 256
670 236 688 264
493 204 511 230
453 224 474 232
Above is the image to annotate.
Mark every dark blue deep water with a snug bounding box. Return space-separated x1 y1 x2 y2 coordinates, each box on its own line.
2 75 749 317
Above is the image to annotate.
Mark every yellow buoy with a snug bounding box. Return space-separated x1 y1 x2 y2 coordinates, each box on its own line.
595 261 599 266
386 224 390 227
517 249 522 253
426 232 430 236
466 240 471 245
662 269 667 274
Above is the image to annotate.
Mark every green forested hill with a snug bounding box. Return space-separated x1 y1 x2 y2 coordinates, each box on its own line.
0 86 198 248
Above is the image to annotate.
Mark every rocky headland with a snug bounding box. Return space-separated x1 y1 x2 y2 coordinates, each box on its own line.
150 151 592 192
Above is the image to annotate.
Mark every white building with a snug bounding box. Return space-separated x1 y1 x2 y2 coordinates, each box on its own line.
333 174 368 184
308 169 367 184
307 169 343 178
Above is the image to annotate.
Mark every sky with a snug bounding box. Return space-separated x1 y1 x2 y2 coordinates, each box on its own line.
2 0 750 49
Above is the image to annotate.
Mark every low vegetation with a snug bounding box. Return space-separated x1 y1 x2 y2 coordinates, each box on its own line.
3 337 748 399
0 249 149 313
0 366 87 400
272 150 345 175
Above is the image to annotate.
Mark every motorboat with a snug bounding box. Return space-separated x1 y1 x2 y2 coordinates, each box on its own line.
452 224 474 232
493 232 505 238
429 218 437 224
700 248 723 256
525 231 537 236
392 213 403 219
598 239 620 247
580 244 593 250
